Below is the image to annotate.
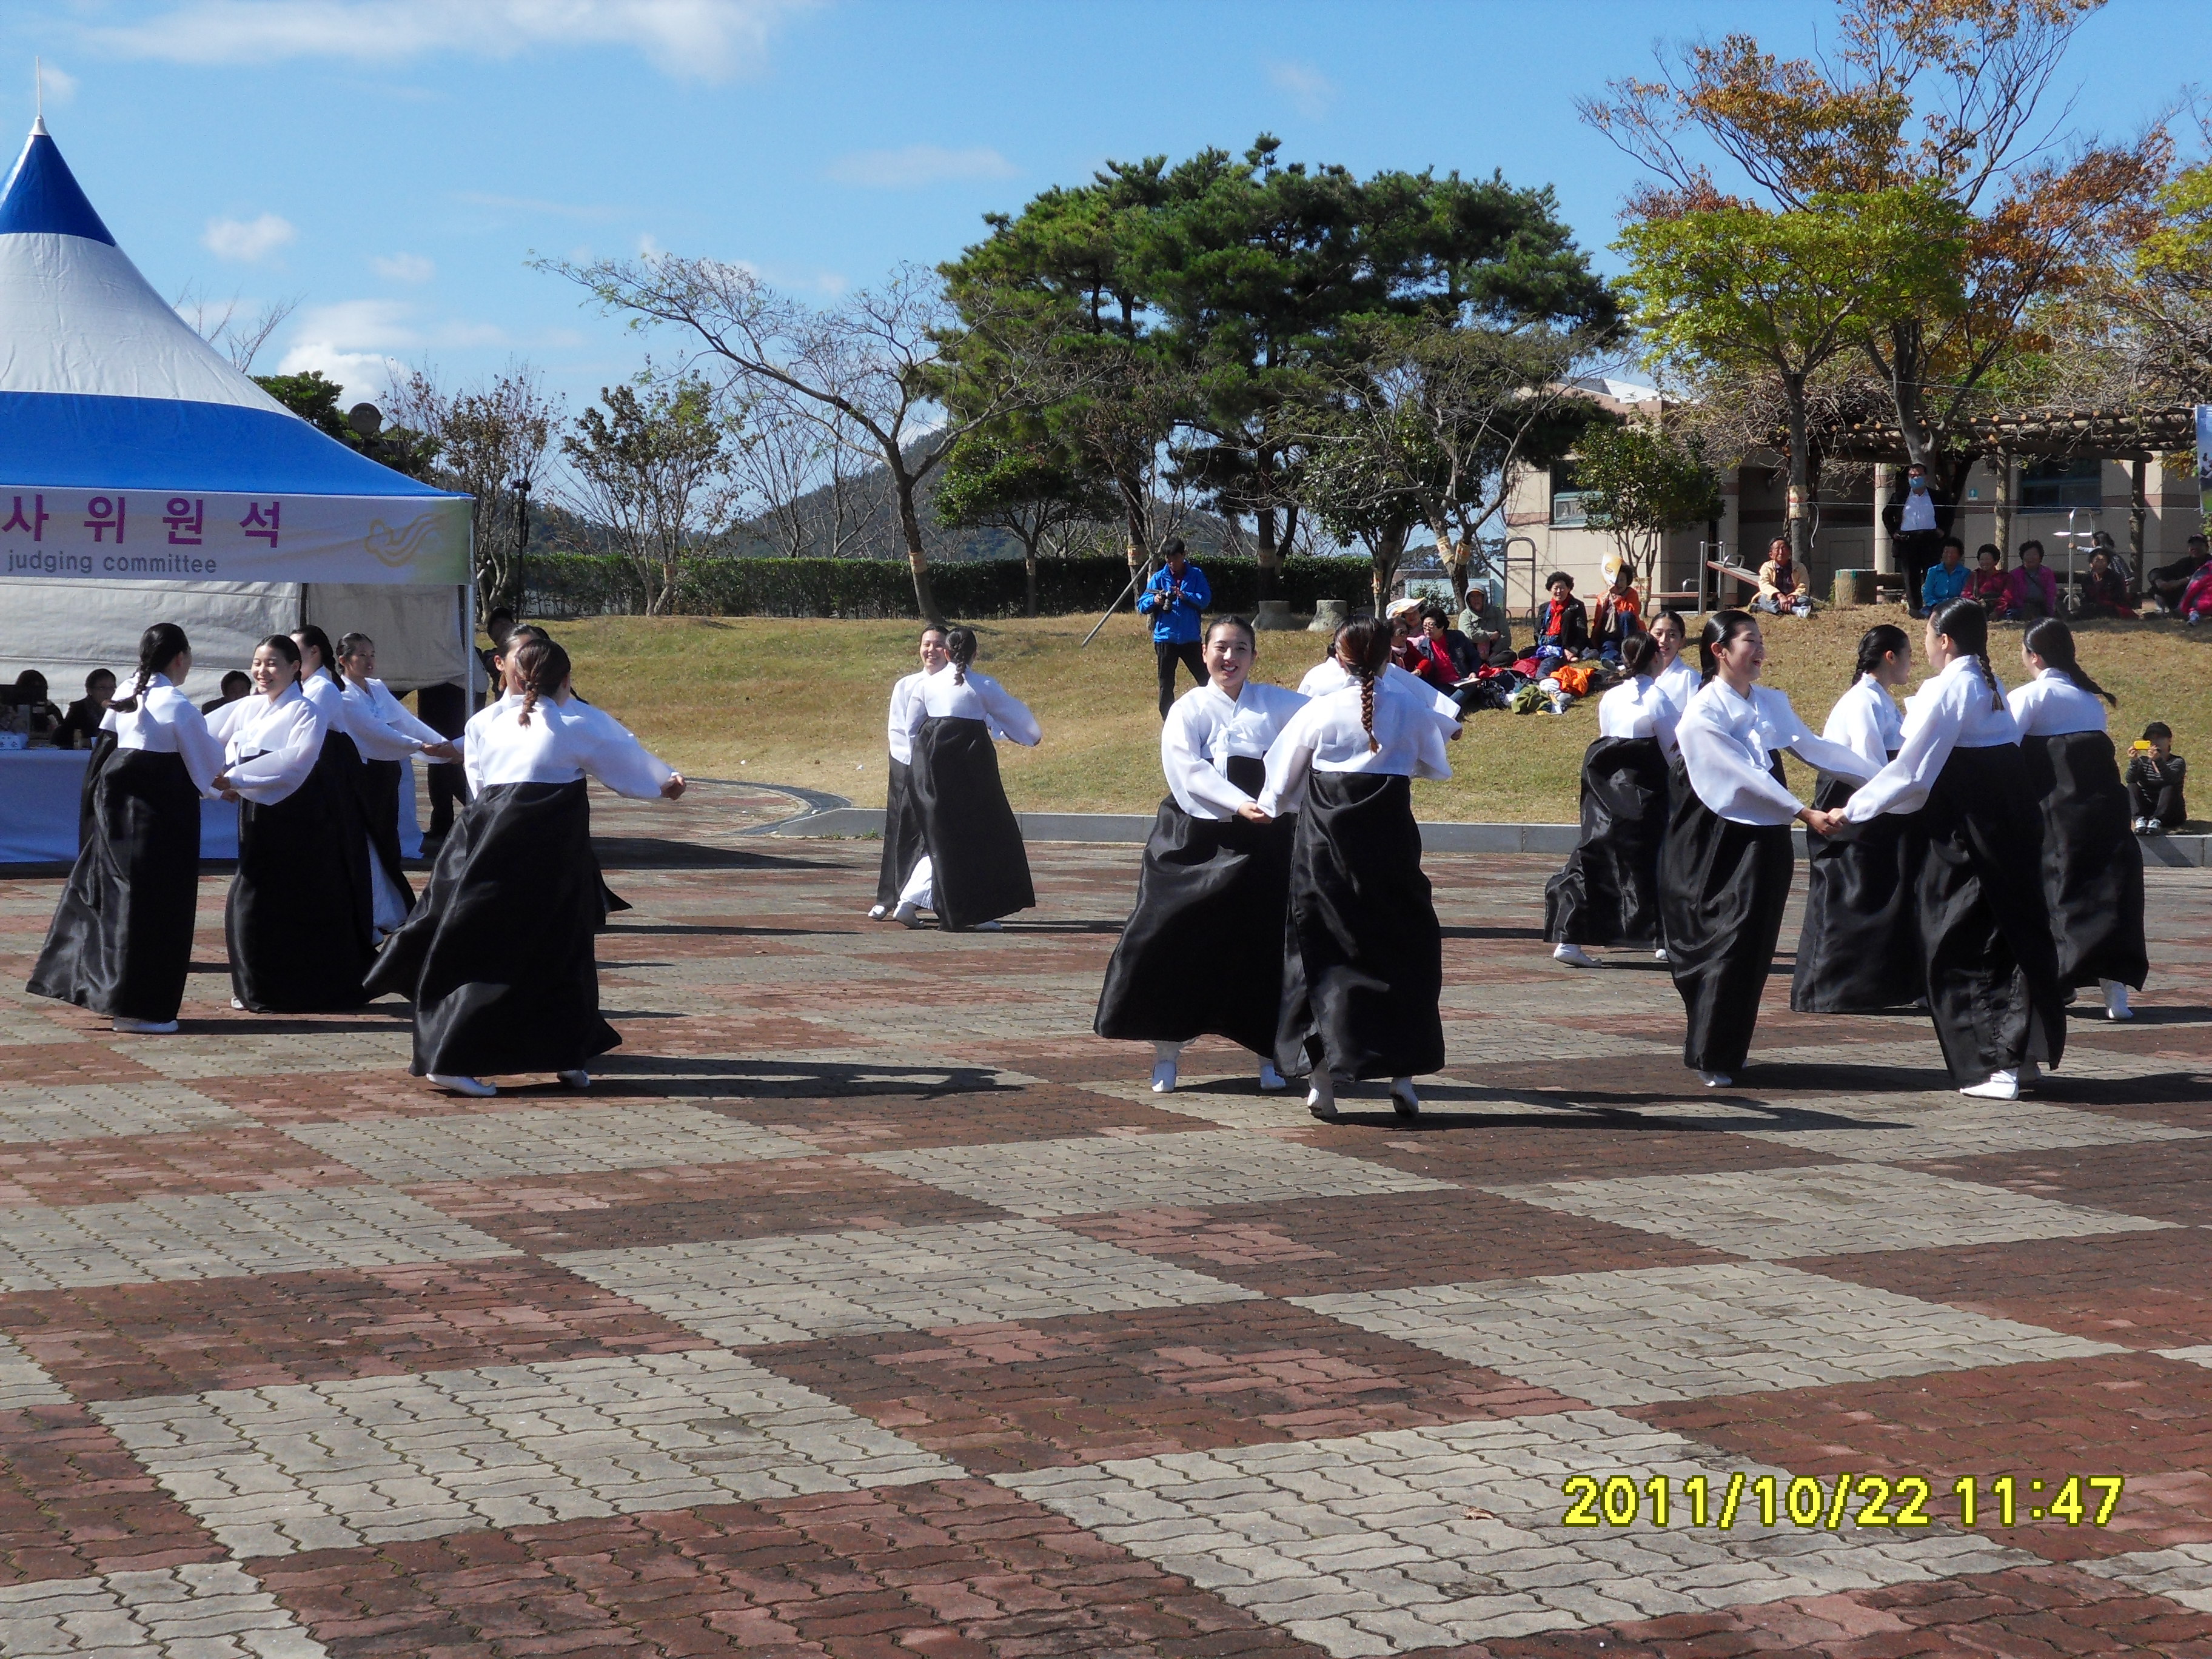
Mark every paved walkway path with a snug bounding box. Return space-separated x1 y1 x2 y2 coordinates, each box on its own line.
0 803 2208 1657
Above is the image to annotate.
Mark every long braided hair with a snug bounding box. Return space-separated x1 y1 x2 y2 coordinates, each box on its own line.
109 623 191 712
2022 618 2116 705
511 635 571 726
943 626 978 686
1852 623 1910 686
1334 616 1390 753
1931 598 2003 711
293 623 340 683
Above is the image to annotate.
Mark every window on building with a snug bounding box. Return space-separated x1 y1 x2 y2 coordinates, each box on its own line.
2019 457 2102 514
1550 460 1589 527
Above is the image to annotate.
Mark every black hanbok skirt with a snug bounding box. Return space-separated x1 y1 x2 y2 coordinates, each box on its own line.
29 749 202 1024
1544 736 1667 946
76 729 117 851
1096 785 1296 1057
910 715 1034 929
1791 766 1922 1013
1914 744 2066 1084
364 779 620 1078
1661 756 1792 1074
227 758 378 1014
874 757 927 908
314 731 378 962
1275 772 1444 1080
357 756 415 919
2023 731 2146 991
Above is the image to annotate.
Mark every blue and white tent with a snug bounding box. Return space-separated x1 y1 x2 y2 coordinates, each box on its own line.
0 118 472 701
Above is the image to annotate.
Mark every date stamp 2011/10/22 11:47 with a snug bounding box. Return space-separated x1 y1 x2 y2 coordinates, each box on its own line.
1560 1473 2125 1531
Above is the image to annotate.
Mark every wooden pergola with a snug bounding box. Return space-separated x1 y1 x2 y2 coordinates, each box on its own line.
1817 403 2199 589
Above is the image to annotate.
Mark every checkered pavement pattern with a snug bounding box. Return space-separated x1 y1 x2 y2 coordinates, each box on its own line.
0 780 2209 1657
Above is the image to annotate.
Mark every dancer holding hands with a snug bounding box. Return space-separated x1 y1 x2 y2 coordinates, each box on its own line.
871 626 946 920
2009 619 2145 1021
365 635 685 1096
1546 632 1672 966
1259 617 1455 1121
29 625 224 1034
1791 624 1923 1014
1096 615 1306 1094
1663 611 1877 1088
1837 600 2065 1098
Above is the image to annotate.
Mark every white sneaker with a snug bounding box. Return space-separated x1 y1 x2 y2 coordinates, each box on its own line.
229 997 246 1010
1552 942 1597 967
892 903 925 929
2131 817 2149 835
110 1016 178 1035
1697 1071 1732 1088
428 1073 497 1097
1389 1077 1420 1117
1962 1070 2019 1100
1652 947 1669 962
2102 979 2133 1020
1150 1042 1180 1094
867 904 887 921
1306 1071 1337 1120
557 1068 590 1090
1257 1061 1287 1093
2147 819 2166 834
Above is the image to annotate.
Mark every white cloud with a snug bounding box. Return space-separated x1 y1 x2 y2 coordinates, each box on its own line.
201 212 296 262
36 63 79 107
1267 58 1336 119
454 190 623 224
273 341 403 405
292 298 422 350
371 252 434 282
87 0 811 84
824 144 1017 190
637 231 665 258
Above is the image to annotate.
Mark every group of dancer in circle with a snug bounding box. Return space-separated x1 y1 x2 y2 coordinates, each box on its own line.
32 595 2149 1116
29 618 685 1098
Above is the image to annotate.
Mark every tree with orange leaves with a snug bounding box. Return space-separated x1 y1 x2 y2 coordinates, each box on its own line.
1583 0 2170 503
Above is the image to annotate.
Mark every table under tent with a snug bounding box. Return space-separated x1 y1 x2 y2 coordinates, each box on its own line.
0 116 472 864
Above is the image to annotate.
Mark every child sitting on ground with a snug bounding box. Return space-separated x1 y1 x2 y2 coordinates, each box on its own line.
2127 722 2187 834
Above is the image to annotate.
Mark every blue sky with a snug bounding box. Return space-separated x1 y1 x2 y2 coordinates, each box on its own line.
4 0 2202 417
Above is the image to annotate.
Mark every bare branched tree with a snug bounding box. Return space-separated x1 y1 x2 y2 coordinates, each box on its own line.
385 362 561 622
543 256 1056 622
173 283 300 372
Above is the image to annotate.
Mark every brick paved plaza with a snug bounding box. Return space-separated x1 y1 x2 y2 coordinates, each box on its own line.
1 782 2210 1657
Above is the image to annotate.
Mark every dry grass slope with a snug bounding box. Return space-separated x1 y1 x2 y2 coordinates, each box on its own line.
550 607 2211 825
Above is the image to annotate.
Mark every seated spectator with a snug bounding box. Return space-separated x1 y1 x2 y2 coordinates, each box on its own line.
2127 722 2187 833
2182 560 2212 625
199 669 251 716
2148 534 2209 614
2079 549 2136 617
2090 529 2131 588
1753 537 1815 617
1965 544 2010 617
2008 540 2058 622
1591 563 1645 660
9 671 61 739
1385 597 1423 669
1403 606 1479 704
1531 572 1589 665
55 669 115 749
1458 585 1513 667
1920 536 1969 614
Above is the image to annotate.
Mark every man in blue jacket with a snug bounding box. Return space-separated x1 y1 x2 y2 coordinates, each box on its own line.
1137 536 1211 717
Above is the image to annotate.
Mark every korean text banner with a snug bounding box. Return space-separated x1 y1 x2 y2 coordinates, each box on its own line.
0 488 469 585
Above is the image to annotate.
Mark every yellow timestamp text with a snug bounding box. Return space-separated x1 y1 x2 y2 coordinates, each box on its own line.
1560 1473 2124 1530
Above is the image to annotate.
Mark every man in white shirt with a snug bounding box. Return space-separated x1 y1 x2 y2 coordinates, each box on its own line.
1884 461 1951 614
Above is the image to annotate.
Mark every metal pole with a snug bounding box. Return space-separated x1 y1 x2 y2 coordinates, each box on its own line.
1082 557 1153 648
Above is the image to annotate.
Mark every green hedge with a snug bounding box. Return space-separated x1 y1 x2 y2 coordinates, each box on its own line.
523 552 1376 620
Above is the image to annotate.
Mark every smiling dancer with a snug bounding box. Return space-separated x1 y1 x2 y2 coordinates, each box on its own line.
1838 600 2065 1099
1260 617 1455 1121
871 626 947 921
1791 623 1922 1015
1664 611 1875 1089
28 624 224 1034
1096 615 1306 1095
2009 619 2144 1022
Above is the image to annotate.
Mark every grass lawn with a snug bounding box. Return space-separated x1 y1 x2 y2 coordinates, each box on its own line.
548 606 2211 825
